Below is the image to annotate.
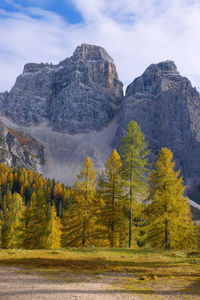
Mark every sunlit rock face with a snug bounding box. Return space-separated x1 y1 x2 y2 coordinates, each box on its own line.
0 120 46 172
3 44 123 134
116 60 200 182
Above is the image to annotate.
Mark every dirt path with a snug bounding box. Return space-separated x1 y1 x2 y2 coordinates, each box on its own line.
0 266 140 300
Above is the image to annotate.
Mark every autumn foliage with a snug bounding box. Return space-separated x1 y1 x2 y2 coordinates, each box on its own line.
0 121 198 249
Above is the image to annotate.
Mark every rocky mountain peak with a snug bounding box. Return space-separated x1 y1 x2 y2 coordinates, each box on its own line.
71 43 114 64
145 60 179 76
126 60 183 97
1 44 123 133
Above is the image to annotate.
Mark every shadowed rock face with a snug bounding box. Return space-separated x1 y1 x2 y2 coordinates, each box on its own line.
3 44 123 134
116 60 200 182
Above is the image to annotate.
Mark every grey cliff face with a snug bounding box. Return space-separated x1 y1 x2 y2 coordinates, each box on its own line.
0 92 8 110
0 121 46 172
3 44 123 133
116 60 200 181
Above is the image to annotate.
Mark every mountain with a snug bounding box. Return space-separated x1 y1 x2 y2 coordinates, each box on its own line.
0 44 123 183
0 44 200 198
1 44 123 134
116 60 200 189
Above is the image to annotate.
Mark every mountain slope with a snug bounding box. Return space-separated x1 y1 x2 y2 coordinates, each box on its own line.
0 120 45 172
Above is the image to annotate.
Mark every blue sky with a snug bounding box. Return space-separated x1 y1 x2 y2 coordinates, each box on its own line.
1 0 83 23
1 0 200 92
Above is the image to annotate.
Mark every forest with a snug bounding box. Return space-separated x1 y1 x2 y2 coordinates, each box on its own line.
0 121 199 250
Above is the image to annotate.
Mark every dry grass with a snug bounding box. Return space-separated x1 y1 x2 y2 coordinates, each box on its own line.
0 248 199 299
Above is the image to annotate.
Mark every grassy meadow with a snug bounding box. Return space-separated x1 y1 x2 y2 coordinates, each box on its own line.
0 247 199 299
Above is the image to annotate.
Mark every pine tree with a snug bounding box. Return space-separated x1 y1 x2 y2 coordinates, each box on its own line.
146 147 197 249
1 193 25 249
121 121 150 248
62 157 97 247
97 149 127 247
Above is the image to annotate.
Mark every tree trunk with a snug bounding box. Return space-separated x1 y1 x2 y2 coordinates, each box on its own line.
111 179 115 248
82 216 86 247
82 172 88 247
165 218 170 250
129 183 133 248
129 207 132 248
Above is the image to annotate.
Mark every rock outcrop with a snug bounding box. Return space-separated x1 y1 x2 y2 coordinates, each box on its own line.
2 44 123 133
116 60 200 182
0 120 46 172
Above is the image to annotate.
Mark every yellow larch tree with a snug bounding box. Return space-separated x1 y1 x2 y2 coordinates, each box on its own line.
145 147 197 249
97 149 127 247
1 193 25 249
46 205 62 249
62 157 97 247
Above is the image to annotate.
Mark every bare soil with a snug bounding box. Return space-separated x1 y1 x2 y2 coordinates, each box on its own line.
0 266 141 300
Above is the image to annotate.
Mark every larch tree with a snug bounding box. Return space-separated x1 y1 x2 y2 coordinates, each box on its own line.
1 193 25 249
22 190 48 249
46 204 62 249
62 157 97 247
53 182 64 217
97 149 127 247
146 147 197 250
121 121 150 248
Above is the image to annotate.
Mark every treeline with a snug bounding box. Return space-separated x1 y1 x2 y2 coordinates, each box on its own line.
0 121 199 249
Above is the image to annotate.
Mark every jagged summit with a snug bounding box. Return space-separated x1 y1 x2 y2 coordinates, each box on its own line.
23 62 50 74
144 60 179 76
0 44 123 133
23 44 115 74
71 43 114 63
126 60 185 97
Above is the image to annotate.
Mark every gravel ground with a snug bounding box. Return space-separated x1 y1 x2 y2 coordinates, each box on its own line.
0 266 140 300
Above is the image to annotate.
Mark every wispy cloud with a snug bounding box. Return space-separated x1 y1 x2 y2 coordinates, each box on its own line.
0 0 200 91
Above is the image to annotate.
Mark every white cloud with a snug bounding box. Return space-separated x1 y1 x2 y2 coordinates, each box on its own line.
1 0 200 92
